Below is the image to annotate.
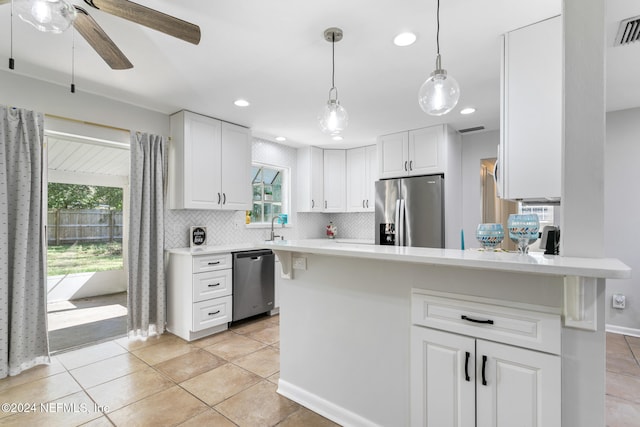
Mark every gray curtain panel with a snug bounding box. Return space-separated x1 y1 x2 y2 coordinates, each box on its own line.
0 106 50 378
128 132 166 337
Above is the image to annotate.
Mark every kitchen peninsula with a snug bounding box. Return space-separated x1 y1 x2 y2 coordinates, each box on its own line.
265 240 630 427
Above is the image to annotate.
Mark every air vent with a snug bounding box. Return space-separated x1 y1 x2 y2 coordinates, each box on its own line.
458 126 485 134
615 16 640 46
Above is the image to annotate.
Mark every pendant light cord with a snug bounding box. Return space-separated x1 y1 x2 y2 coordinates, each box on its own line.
9 0 15 69
436 0 440 55
71 26 76 93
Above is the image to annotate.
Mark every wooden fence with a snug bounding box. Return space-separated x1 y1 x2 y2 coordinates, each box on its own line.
47 209 123 246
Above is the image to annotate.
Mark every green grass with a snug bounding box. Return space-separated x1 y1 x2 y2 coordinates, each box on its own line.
47 242 123 276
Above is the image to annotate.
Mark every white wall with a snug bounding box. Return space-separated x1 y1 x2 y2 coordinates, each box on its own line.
461 130 500 249
605 107 640 333
0 69 169 136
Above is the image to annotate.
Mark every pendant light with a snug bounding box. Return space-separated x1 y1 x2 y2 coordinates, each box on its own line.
14 0 77 34
318 27 348 136
418 0 460 116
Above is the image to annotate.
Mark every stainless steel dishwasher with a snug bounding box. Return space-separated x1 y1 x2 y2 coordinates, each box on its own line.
232 249 275 322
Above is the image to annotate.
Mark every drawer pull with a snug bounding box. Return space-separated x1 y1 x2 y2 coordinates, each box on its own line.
207 261 221 266
464 351 471 382
207 283 220 287
481 355 488 386
461 315 494 325
208 310 221 316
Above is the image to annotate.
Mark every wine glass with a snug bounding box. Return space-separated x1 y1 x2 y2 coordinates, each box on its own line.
507 214 540 254
476 223 504 250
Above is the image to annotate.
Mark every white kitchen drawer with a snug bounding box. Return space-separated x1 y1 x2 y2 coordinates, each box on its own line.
192 295 232 331
192 253 232 273
412 292 560 355
193 269 232 303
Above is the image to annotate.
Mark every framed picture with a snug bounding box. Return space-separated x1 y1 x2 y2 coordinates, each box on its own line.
190 226 207 248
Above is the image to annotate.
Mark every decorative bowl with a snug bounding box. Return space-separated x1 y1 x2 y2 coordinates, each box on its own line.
507 214 540 254
476 223 504 249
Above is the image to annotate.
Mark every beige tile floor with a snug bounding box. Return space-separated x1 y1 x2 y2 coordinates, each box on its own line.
1 315 639 426
0 314 337 427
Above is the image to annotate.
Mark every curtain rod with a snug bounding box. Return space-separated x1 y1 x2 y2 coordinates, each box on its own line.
45 113 171 141
45 113 131 133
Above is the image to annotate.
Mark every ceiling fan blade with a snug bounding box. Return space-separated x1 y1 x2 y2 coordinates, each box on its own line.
73 6 133 70
84 0 201 45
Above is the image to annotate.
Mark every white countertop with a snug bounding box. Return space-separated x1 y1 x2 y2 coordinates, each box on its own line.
263 239 631 279
166 243 260 255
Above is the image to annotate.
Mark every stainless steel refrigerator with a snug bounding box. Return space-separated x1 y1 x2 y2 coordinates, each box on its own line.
374 174 444 248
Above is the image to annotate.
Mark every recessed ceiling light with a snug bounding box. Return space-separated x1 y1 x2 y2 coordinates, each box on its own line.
460 107 476 115
332 135 343 141
393 32 417 47
234 99 250 107
275 136 286 142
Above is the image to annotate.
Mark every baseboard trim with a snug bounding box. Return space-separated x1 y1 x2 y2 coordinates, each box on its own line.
277 379 380 427
606 324 640 337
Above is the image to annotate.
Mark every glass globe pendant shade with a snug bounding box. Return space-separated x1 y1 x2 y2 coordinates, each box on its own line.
418 68 460 116
15 0 77 34
318 98 348 136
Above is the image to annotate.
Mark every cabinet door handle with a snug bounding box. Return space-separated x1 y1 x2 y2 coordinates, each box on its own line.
404 161 408 171
325 200 327 209
464 351 471 382
217 193 221 204
366 199 369 208
481 355 488 386
409 160 413 170
207 283 220 287
207 261 220 266
461 315 494 325
222 193 226 204
363 200 366 208
312 199 315 208
208 310 221 316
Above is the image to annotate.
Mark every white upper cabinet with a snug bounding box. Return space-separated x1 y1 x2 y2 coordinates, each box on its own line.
378 131 408 178
220 122 252 210
297 146 324 212
169 110 251 210
323 149 346 212
346 145 377 212
378 124 446 179
500 16 562 201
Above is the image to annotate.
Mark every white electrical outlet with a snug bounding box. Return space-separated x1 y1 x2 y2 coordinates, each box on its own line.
292 256 307 270
612 294 626 309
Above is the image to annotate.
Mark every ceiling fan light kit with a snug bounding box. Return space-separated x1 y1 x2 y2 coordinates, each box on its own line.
4 0 201 70
418 0 460 116
15 0 76 34
318 27 348 137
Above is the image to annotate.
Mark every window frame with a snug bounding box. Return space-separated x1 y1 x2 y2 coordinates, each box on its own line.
247 161 291 228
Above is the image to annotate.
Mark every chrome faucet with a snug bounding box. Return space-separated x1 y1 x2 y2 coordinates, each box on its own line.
270 215 284 241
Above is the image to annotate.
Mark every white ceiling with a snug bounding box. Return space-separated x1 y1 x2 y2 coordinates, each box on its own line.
1 0 639 148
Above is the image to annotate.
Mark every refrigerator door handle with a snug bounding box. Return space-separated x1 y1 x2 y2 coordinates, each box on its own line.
394 199 401 246
397 199 406 246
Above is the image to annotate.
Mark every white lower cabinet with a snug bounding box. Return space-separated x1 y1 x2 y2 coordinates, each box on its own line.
166 251 233 341
411 292 561 427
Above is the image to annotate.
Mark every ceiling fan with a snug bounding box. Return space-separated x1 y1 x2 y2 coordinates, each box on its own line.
2 0 201 70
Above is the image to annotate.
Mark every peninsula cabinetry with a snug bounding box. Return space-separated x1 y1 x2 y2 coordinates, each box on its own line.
166 251 233 341
346 145 376 212
296 146 324 212
169 110 251 210
410 291 561 427
499 16 561 200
